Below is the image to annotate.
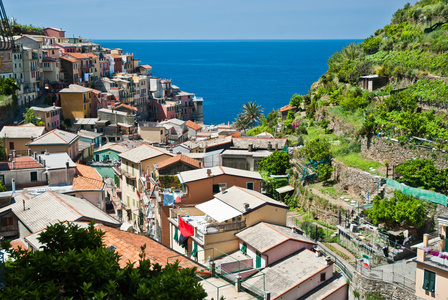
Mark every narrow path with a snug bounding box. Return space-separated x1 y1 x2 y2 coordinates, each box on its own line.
308 187 352 210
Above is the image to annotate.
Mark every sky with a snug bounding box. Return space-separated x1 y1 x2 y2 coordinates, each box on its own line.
5 0 413 40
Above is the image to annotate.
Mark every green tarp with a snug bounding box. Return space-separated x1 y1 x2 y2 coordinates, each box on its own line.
386 178 447 206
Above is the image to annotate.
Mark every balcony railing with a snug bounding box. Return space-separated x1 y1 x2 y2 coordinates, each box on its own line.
204 219 246 234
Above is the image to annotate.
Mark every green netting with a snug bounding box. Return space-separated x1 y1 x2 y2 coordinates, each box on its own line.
386 178 447 206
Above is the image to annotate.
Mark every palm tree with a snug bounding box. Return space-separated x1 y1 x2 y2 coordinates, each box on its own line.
242 101 263 128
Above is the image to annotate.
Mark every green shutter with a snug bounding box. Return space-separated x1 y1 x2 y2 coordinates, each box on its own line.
445 238 448 252
191 242 198 258
428 271 436 293
423 270 436 293
174 227 178 241
256 251 261 268
241 243 247 254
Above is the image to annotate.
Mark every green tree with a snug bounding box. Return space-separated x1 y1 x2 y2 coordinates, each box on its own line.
299 138 332 162
234 101 264 130
0 222 207 299
367 191 428 228
0 78 19 96
258 151 291 175
289 94 303 108
22 108 40 125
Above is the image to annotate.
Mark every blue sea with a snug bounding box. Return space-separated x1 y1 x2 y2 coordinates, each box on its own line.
95 40 360 124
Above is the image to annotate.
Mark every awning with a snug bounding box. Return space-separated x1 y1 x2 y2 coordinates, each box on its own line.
196 198 241 223
275 185 295 194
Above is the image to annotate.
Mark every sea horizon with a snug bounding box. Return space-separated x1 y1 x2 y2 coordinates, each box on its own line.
95 40 360 124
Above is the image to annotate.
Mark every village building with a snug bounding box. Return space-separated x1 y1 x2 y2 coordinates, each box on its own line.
0 123 45 157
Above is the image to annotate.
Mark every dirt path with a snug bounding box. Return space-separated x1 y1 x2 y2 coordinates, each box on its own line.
308 187 352 210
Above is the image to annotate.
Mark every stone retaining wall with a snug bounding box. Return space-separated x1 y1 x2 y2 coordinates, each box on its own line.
333 161 385 200
361 135 448 169
349 272 416 300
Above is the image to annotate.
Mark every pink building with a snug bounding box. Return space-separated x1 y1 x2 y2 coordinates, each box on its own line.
30 104 62 131
54 43 80 54
43 27 65 38
99 58 110 77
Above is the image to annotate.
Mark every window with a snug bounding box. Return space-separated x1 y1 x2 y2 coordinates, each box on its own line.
212 184 220 193
127 196 130 207
9 142 14 150
423 269 436 293
246 182 254 190
256 251 262 268
1 216 13 227
30 172 38 182
320 273 326 282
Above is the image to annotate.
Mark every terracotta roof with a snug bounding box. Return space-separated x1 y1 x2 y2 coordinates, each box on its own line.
60 56 77 63
0 156 43 171
96 224 206 270
72 163 104 191
9 238 27 250
157 154 200 170
91 89 101 95
66 52 98 59
279 105 297 112
185 120 202 131
140 64 152 69
116 103 137 111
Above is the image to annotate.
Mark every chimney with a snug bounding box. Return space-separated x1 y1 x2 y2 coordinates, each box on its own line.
12 178 15 193
27 148 31 156
248 143 253 152
423 233 429 247
206 169 211 177
23 199 26 211
53 102 55 108
12 150 16 158
11 160 15 170
316 249 321 257
244 203 250 212
325 256 332 265
8 154 12 161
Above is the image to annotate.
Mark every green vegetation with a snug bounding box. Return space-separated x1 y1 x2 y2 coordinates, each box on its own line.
23 108 44 126
0 222 207 299
395 158 448 194
11 23 43 35
0 78 19 96
367 191 428 228
234 101 264 131
337 153 382 174
258 151 291 175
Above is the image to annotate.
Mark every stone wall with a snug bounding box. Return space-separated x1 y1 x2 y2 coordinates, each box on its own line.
349 271 417 300
361 135 448 169
333 161 385 200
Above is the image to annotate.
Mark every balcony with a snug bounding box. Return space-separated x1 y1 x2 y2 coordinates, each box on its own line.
123 170 136 179
113 162 122 176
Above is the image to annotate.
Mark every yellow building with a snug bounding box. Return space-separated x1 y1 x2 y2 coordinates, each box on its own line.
0 124 45 157
115 144 173 226
59 84 92 122
168 186 288 263
414 214 448 299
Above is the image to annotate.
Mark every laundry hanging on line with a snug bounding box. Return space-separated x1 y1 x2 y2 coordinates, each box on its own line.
178 216 194 237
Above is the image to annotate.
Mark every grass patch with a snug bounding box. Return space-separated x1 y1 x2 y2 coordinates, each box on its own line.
336 152 383 175
319 185 348 199
326 106 365 131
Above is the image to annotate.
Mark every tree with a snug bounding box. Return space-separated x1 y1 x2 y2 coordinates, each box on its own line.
299 138 332 162
234 101 264 130
0 222 207 299
258 151 291 175
22 108 40 125
289 94 303 108
367 191 428 228
0 78 19 96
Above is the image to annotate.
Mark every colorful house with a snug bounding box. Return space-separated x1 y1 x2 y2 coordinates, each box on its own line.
59 84 92 122
30 104 62 131
0 124 45 157
26 129 79 161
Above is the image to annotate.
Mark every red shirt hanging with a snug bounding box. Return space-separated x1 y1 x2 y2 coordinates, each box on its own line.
178 216 194 237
